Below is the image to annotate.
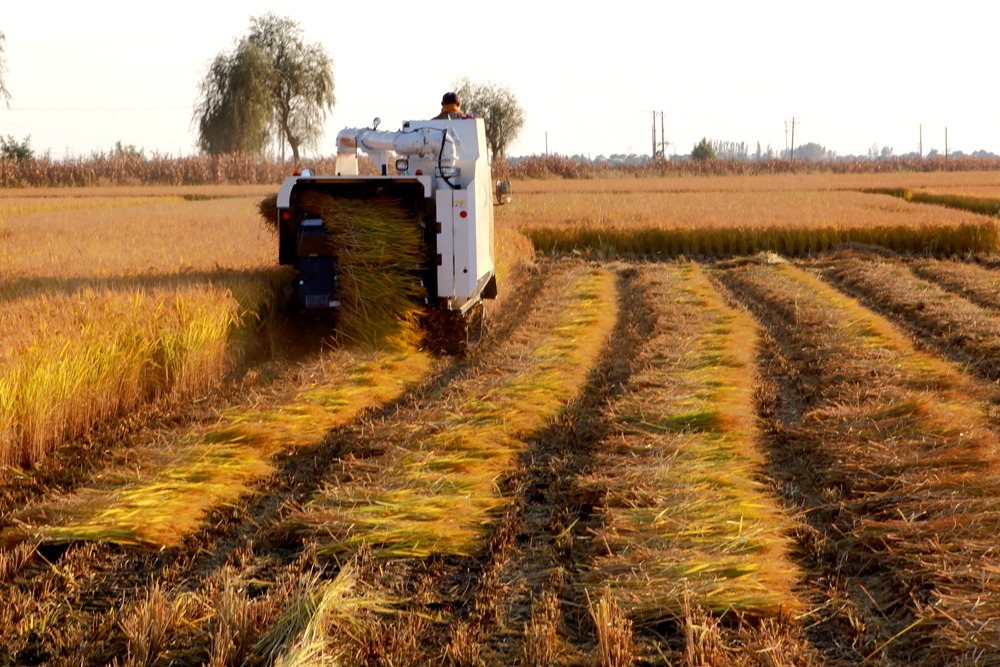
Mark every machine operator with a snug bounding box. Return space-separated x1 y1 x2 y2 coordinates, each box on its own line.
433 92 473 120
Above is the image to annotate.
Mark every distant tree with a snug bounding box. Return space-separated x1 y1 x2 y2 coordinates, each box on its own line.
194 13 335 160
453 78 525 158
691 137 715 161
867 143 880 161
0 30 11 108
114 141 145 160
248 13 335 161
794 142 829 162
711 140 749 160
927 148 940 158
1 134 32 160
194 39 273 155
879 145 894 160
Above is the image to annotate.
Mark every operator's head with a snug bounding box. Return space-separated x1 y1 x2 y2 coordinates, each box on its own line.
442 92 460 107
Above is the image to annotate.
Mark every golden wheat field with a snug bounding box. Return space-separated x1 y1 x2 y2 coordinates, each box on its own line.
5 173 1000 666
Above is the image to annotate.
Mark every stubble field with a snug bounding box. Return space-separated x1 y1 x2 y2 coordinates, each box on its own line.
4 172 1000 666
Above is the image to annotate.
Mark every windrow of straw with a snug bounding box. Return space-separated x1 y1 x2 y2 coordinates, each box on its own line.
585 263 802 623
720 263 1000 662
6 349 432 548
525 221 998 258
820 255 1000 381
283 264 618 559
909 257 1000 311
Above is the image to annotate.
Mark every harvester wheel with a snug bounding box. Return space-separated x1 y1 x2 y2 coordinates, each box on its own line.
423 302 485 356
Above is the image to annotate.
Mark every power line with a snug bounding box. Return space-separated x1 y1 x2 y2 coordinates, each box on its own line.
7 106 190 112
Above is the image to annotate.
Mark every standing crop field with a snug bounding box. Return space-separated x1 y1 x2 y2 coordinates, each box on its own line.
7 173 1000 665
0 191 287 469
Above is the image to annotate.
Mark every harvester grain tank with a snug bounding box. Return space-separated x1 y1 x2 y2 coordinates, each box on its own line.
275 116 511 352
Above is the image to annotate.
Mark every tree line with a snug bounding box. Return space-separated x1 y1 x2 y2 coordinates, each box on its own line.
0 17 525 162
192 13 524 161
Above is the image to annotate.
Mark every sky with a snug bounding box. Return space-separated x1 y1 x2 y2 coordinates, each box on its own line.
1 0 996 160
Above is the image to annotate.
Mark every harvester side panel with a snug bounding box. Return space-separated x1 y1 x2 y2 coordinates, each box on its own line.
436 188 455 299
452 189 476 299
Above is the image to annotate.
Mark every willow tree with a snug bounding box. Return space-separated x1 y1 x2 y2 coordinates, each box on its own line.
247 13 335 161
194 40 272 155
194 13 335 160
452 78 525 159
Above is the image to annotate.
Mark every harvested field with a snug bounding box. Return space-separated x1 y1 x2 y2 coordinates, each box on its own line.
721 262 1000 664
12 173 1000 665
586 263 801 621
820 253 1000 381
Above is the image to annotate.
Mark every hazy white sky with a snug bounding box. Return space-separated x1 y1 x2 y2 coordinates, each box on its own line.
1 1 995 160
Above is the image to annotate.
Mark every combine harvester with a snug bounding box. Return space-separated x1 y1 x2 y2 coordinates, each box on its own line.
274 116 512 354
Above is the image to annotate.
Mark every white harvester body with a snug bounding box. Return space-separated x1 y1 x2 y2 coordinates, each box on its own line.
274 116 509 351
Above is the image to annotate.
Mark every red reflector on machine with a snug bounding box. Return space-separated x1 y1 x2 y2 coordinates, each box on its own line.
293 169 301 176
459 211 468 218
415 169 423 175
282 211 291 220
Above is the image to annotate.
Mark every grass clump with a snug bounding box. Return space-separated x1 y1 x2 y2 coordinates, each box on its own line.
285 265 618 558
258 564 382 667
586 264 801 623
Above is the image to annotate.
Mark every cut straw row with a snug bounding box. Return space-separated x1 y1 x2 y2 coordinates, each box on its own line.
7 349 433 548
284 265 619 559
586 263 801 623
821 254 1000 381
722 262 1000 661
908 257 1000 311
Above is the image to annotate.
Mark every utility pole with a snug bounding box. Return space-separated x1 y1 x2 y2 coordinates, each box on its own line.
919 124 923 159
945 127 948 162
790 117 799 161
660 111 665 159
652 110 657 158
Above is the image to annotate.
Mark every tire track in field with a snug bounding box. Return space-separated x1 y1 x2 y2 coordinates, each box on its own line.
720 261 1000 665
270 262 622 666
0 263 555 667
465 264 654 666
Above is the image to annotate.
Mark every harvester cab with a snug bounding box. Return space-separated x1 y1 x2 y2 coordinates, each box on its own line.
275 116 510 353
